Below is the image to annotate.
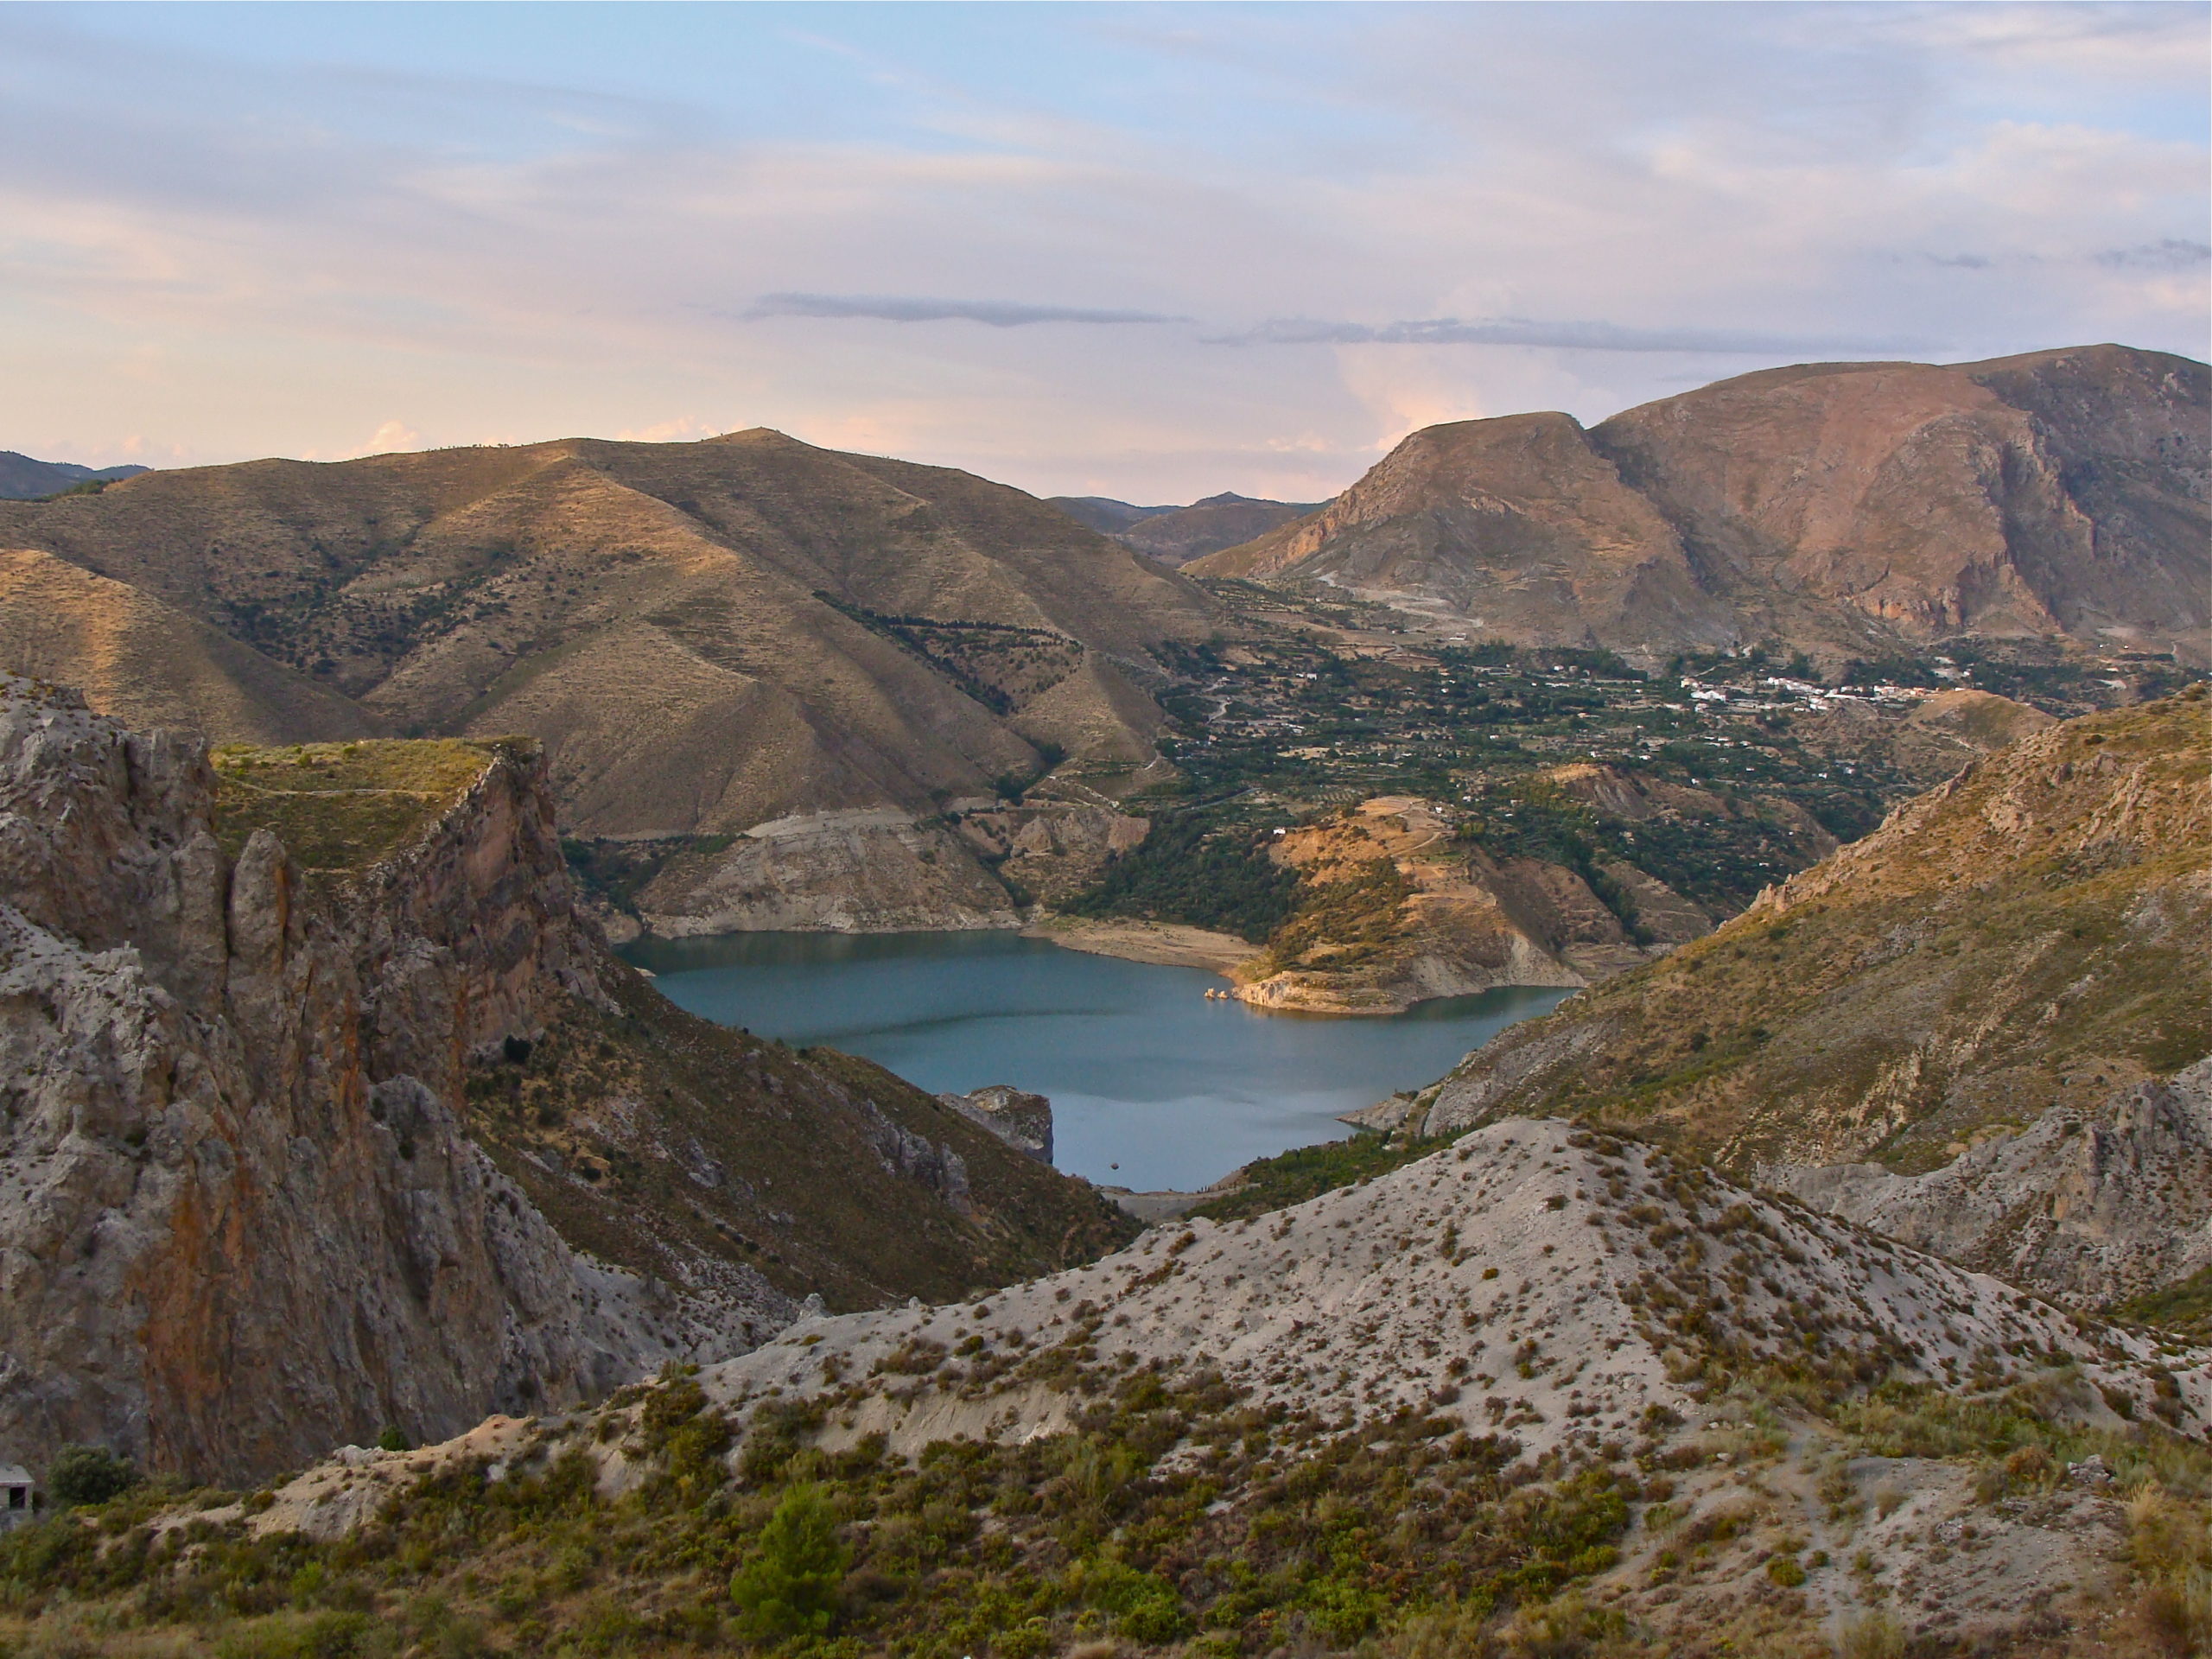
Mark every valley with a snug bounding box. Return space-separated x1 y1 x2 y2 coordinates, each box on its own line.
0 345 2206 1659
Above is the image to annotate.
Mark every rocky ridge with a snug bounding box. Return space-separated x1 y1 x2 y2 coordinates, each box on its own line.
0 683 1135 1485
1195 345 2209 667
204 1116 2212 1653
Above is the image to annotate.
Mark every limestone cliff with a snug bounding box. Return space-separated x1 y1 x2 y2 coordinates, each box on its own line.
0 683 1136 1485
0 681 717 1485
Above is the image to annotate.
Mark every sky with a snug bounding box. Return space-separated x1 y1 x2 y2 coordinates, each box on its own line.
3 1 2206 503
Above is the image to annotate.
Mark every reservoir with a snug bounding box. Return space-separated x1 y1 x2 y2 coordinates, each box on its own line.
626 931 1574 1192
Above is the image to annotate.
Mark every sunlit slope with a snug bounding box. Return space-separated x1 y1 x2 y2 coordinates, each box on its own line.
1196 345 2209 664
1423 690 2212 1171
0 431 1214 832
0 546 372 743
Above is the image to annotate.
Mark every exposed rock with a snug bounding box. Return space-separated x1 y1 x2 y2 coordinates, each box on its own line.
0 682 1141 1486
1229 797 1709 1014
0 679 753 1485
949 798 1150 906
937 1086 1053 1163
633 809 1019 935
1775 1060 2212 1310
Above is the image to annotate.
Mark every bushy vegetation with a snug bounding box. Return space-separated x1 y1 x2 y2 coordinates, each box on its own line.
1190 1130 1454 1222
815 594 1083 715
0 1360 1643 1658
45 1445 137 1510
1060 812 1302 942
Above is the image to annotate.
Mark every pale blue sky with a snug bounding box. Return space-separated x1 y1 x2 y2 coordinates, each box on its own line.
3 2 2205 499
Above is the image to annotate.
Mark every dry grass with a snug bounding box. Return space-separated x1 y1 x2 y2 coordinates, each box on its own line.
209 738 517 874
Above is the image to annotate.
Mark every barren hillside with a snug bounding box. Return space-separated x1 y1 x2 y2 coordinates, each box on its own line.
1196 345 2209 666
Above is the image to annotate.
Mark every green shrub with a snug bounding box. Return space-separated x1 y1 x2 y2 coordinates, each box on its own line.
729 1483 849 1638
46 1445 137 1509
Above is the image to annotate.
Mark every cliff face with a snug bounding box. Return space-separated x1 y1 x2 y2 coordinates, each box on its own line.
0 684 1138 1485
1777 1060 2212 1312
1194 346 2209 665
0 681 712 1484
1414 690 2211 1307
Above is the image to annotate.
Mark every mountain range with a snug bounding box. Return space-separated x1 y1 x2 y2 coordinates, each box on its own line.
1194 345 2209 669
0 452 149 500
0 430 1213 831
1048 491 1324 564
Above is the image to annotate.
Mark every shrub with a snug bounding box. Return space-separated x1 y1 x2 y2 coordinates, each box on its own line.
729 1484 849 1638
1833 1608 1905 1659
47 1445 137 1509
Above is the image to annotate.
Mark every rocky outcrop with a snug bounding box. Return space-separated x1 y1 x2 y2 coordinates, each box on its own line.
937 1086 1053 1163
948 798 1149 906
1195 345 2209 666
1776 1061 2212 1311
0 679 760 1485
1228 798 1709 1014
632 809 1020 935
0 683 1142 1487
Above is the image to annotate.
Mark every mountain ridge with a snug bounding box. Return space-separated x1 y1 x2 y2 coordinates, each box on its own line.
1194 344 2209 667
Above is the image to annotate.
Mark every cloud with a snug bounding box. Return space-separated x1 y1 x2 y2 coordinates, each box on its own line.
744 293 1192 328
1207 316 1936 356
2094 239 2212 270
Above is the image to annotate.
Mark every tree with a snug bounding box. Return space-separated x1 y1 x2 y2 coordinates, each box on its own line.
729 1483 849 1637
47 1445 137 1508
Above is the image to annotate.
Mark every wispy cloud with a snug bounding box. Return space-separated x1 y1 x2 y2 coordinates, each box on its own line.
746 293 1191 327
1207 316 1936 356
2094 239 2212 270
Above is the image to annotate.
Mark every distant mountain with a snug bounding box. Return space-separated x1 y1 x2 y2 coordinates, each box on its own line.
0 451 150 499
1050 490 1324 565
0 429 1213 835
1193 344 2210 666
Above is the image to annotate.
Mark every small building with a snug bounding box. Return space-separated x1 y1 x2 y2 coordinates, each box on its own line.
0 1465 31 1529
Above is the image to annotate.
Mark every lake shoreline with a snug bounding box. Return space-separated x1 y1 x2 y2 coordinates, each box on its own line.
1019 913 1257 976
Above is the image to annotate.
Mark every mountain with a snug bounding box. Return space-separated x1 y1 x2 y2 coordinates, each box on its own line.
47 1115 2209 1655
1194 345 2210 667
0 546 372 743
1409 690 2209 1303
0 678 1132 1483
0 452 149 500
1050 490 1324 564
0 429 1215 927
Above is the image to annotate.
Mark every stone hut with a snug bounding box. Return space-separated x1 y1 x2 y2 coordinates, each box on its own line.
0 1465 32 1529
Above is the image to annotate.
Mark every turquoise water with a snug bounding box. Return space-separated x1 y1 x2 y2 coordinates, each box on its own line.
625 931 1573 1193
